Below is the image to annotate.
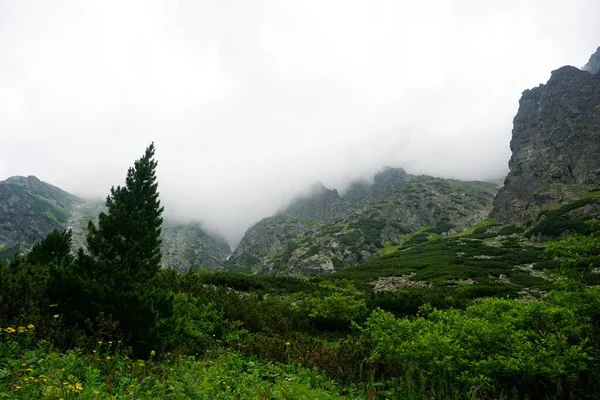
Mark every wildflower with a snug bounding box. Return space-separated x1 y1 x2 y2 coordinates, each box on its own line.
285 342 291 346
98 341 103 345
53 314 59 319
6 327 16 334
17 326 26 333
75 382 83 392
15 385 21 390
108 341 113 345
106 356 111 361
27 324 34 330
150 350 156 357
49 304 58 307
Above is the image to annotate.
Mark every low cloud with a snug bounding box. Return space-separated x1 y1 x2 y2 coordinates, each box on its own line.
1 0 599 245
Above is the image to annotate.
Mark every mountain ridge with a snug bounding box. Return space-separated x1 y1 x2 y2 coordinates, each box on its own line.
0 175 231 270
491 61 600 224
227 168 499 275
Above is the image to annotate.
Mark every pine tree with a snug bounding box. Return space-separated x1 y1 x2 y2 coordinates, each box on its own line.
28 229 73 266
86 143 164 290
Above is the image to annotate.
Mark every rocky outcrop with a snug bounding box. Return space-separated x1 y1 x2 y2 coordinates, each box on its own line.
584 47 600 75
228 168 499 276
492 57 600 223
161 222 231 272
0 176 231 269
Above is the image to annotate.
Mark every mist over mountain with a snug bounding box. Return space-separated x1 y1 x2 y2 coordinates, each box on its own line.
1 1 600 245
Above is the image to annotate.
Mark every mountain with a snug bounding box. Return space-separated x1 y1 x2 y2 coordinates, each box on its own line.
491 49 600 227
0 176 80 260
227 168 499 275
584 46 600 75
0 176 231 270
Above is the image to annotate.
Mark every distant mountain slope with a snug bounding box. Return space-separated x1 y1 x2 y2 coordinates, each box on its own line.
227 168 499 275
0 176 80 259
492 48 600 224
0 176 231 270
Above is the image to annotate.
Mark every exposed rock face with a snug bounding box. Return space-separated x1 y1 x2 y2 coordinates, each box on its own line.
161 222 231 272
492 61 600 222
584 47 600 75
228 168 499 276
0 176 231 269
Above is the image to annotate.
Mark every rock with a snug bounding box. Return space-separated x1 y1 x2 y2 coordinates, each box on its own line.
229 167 499 275
584 46 600 75
371 274 431 292
492 50 600 223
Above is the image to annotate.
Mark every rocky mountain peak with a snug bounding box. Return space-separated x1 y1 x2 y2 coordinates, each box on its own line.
584 46 600 75
3 175 42 187
492 48 600 222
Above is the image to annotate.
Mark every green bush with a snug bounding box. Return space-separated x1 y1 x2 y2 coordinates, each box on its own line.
296 293 368 330
359 290 599 397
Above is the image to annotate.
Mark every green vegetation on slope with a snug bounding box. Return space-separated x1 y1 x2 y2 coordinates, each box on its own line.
2 145 600 399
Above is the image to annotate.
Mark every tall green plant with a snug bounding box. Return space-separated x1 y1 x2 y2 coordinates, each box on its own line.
85 143 164 291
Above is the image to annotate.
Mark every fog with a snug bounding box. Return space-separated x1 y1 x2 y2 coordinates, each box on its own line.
0 1 599 245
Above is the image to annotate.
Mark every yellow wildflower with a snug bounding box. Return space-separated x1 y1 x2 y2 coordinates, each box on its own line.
150 350 156 357
53 314 59 319
6 327 16 334
27 324 34 330
285 342 291 346
106 356 111 361
75 382 83 392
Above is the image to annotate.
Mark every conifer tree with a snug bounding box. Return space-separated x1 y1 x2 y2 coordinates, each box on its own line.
86 143 164 290
28 229 73 266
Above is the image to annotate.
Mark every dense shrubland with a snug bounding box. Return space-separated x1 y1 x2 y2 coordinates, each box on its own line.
1 145 600 399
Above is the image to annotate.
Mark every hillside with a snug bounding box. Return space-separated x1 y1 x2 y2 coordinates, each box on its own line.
0 176 231 270
0 176 80 260
228 168 499 275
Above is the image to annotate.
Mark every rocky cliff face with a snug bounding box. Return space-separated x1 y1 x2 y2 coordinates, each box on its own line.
0 176 231 269
584 47 600 75
492 55 600 222
228 168 499 275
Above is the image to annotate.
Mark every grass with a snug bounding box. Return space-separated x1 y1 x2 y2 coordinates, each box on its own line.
0 335 350 399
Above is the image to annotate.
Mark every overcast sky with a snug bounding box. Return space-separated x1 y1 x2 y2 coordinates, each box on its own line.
0 0 599 244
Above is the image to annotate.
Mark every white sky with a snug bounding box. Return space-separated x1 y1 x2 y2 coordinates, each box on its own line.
0 0 599 244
